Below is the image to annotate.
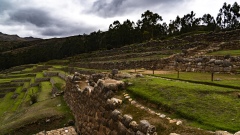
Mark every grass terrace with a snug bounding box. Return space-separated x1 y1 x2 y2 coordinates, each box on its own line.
126 76 240 132
157 72 240 89
207 50 240 56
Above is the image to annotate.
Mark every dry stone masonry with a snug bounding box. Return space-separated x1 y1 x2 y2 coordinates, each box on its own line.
64 72 157 135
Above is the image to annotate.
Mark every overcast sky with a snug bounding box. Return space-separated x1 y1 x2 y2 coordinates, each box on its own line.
0 0 237 39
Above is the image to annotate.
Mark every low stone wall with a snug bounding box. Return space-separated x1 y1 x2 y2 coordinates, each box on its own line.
11 79 31 82
0 88 16 93
0 82 22 87
50 78 56 86
64 74 157 135
30 83 39 87
58 72 67 80
44 71 59 77
35 77 50 82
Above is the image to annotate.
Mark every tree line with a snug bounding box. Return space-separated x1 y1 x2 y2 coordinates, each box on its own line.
0 2 239 70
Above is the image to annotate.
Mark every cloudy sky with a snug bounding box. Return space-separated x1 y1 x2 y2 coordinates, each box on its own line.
0 0 237 39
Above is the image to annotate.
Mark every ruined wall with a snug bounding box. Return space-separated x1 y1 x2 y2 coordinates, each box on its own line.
72 55 240 73
64 75 157 135
166 56 240 73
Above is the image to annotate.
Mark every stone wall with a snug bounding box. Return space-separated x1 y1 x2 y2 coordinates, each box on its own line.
43 71 59 77
64 74 157 135
72 55 240 73
165 55 240 73
58 72 67 80
35 77 50 82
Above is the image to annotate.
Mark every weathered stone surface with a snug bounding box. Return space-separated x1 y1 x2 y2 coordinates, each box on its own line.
215 131 233 135
169 133 180 135
138 120 151 134
234 131 240 135
122 114 133 128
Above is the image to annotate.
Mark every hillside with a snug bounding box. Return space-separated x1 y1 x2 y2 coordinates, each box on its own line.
0 29 240 134
68 29 240 72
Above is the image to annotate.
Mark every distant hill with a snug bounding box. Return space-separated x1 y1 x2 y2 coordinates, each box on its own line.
0 32 23 41
0 32 41 41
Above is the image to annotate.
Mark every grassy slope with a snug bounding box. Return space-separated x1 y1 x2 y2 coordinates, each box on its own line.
126 76 240 132
0 65 73 134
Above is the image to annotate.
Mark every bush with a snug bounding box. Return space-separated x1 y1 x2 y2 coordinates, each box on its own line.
29 89 38 104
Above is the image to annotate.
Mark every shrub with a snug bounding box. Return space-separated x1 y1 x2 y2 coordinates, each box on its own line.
29 89 38 104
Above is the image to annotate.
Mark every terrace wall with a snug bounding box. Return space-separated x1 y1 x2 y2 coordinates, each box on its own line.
64 75 157 135
72 55 240 73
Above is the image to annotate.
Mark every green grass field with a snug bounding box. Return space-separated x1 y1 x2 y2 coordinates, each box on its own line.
36 72 44 78
39 82 52 101
126 76 240 132
207 50 240 56
158 72 240 88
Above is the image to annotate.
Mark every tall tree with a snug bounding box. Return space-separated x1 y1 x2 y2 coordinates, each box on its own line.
216 2 240 30
201 14 216 31
140 10 163 39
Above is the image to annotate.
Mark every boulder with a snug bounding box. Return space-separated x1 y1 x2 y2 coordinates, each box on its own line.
234 131 240 135
215 60 223 65
122 114 133 128
111 109 121 121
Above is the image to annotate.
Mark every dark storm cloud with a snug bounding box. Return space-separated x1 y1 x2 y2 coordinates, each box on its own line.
3 7 97 37
90 0 183 18
9 8 54 27
92 0 127 17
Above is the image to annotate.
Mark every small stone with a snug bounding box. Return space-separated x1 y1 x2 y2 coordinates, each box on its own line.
160 114 166 118
131 100 136 105
46 119 50 123
128 98 133 102
125 96 130 99
169 119 177 124
57 104 61 107
169 133 180 135
176 121 182 125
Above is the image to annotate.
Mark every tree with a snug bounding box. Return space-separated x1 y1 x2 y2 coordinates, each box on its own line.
139 10 163 39
180 11 201 33
201 14 216 31
216 2 240 30
168 16 181 35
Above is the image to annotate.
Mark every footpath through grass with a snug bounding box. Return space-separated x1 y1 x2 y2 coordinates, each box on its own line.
126 76 240 132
